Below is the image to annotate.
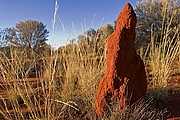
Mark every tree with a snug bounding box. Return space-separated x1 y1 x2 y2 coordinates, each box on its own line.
7 20 49 50
135 0 179 48
85 28 96 39
100 24 114 38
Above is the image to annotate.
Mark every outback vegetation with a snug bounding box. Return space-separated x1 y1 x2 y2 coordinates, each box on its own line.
0 0 179 120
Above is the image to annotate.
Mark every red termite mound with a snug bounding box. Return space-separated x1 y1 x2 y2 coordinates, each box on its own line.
95 3 147 117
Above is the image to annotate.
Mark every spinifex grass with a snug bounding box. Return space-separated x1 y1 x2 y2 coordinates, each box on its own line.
147 8 180 102
0 46 81 119
102 97 168 120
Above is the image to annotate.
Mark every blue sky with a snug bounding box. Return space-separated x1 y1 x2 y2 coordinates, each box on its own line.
0 0 140 48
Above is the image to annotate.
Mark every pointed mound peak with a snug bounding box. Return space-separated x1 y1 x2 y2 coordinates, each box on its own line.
123 3 134 12
116 3 136 29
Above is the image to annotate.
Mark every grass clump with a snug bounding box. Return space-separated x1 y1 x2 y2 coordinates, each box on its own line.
146 11 179 103
105 98 169 120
